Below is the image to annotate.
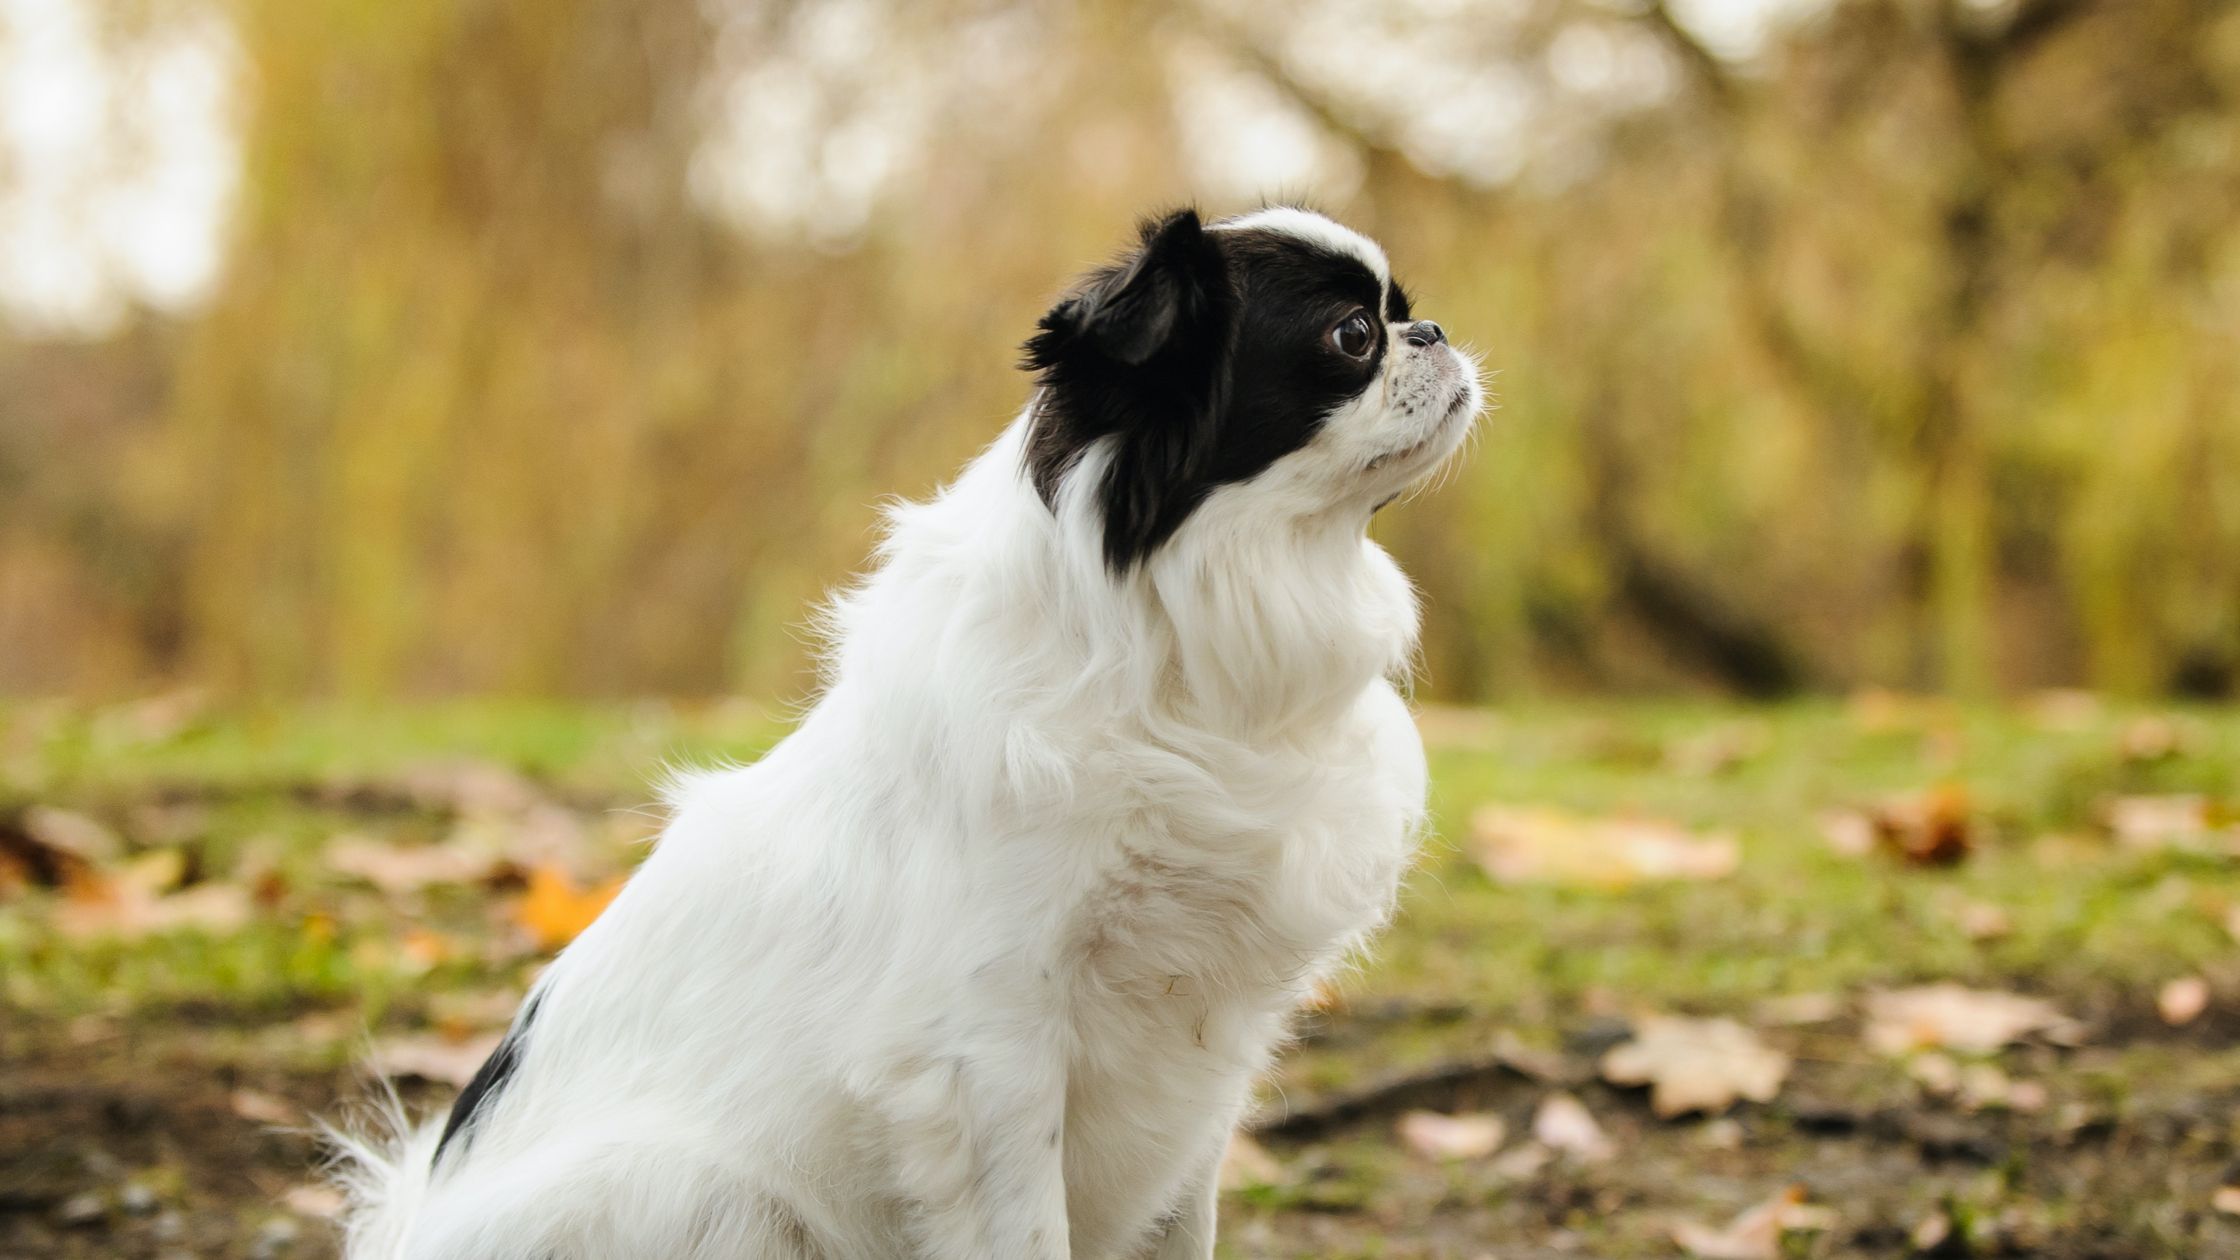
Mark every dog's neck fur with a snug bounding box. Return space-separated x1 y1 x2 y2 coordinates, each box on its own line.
818 417 1418 766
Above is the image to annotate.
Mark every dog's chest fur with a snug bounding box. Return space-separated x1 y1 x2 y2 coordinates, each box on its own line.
1043 692 1423 1255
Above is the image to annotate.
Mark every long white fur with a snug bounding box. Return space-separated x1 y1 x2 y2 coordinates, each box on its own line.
335 211 1483 1260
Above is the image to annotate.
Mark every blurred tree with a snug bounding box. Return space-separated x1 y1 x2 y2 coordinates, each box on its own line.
0 0 2234 699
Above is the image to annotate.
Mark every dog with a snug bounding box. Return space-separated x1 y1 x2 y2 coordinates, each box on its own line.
333 206 1484 1259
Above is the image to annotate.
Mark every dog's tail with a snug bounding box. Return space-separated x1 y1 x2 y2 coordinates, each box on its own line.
322 1084 443 1260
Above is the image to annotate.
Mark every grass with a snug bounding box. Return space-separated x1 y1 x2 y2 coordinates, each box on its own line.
5 694 2236 1026
3 695 2238 1257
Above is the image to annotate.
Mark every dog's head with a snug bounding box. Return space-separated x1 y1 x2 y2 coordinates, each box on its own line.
1022 207 1482 571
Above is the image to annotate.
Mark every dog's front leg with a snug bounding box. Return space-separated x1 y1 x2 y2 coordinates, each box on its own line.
1146 1132 1228 1260
881 1038 1070 1260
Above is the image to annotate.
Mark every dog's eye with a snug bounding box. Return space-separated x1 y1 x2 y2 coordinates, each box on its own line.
1327 312 1376 360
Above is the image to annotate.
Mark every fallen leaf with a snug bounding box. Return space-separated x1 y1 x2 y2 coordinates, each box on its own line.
281 1184 346 1219
369 1032 502 1087
1957 1063 2015 1111
1488 1142 1552 1181
1818 811 1877 858
230 1089 299 1125
1600 1017 1789 1117
23 807 122 864
1754 992 1843 1026
1908 1052 1961 1096
2158 976 2210 1026
2105 795 2237 855
2117 715 2189 761
1867 785 1974 866
1663 723 1766 777
92 690 208 746
1694 1117 1743 1150
1219 1134 1283 1190
112 848 190 896
1530 1093 1614 1162
1470 807 1738 889
427 988 531 1033
1397 1110 1506 1160
1952 899 2012 941
512 864 624 951
1864 985 2082 1055
1413 705 1503 751
2026 689 2101 731
1672 1185 1836 1259
399 759 549 816
1489 1030 1575 1083
53 880 252 941
327 834 503 894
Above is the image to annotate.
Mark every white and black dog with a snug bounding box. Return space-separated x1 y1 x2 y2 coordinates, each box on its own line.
335 206 1484 1259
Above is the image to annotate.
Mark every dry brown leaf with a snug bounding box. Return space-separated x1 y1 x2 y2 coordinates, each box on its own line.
1530 1093 1613 1162
2158 976 2210 1026
1489 1030 1575 1083
113 848 190 896
2105 795 2237 855
1488 1142 1552 1181
1907 1051 1960 1096
1753 993 1843 1026
1910 1211 1954 1250
1914 1057 2032 1112
1218 1133 1285 1190
513 864 624 951
23 807 122 865
1864 985 2082 1055
1600 1017 1789 1117
1397 1110 1506 1160
1663 723 1767 777
1672 1185 1836 1259
1470 807 1738 889
397 759 549 816
2025 689 2101 731
281 1183 346 1220
53 879 252 941
1818 811 1877 858
327 834 503 894
2117 715 2190 761
2007 1080 2049 1113
229 1089 299 1125
1867 785 1974 866
1413 705 1503 751
1953 899 2012 941
1695 1118 1743 1150
369 1032 502 1086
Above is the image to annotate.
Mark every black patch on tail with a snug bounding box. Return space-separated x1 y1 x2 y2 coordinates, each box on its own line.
431 993 542 1167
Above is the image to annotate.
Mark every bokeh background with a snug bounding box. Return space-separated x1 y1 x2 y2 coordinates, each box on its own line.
7 2 2240 1258
6 0 2237 707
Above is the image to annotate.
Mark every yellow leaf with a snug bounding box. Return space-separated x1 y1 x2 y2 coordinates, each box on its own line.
513 864 623 950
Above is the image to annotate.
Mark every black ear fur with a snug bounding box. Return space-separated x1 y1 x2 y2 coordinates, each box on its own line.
1021 209 1233 571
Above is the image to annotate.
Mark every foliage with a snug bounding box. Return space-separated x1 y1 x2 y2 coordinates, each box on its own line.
1 0 2236 701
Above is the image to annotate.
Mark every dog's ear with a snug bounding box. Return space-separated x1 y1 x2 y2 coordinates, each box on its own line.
1022 209 1232 571
1026 209 1225 369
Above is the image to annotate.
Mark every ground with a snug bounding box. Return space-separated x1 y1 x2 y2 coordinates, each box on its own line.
2 697 2237 1258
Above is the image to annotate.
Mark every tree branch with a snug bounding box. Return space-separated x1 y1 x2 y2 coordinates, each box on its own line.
1175 1 1416 166
1640 0 1739 114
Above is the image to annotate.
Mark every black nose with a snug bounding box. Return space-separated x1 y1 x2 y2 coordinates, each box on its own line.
1403 320 1445 347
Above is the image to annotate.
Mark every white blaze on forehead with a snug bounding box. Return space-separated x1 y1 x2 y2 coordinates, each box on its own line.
1211 207 1390 288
